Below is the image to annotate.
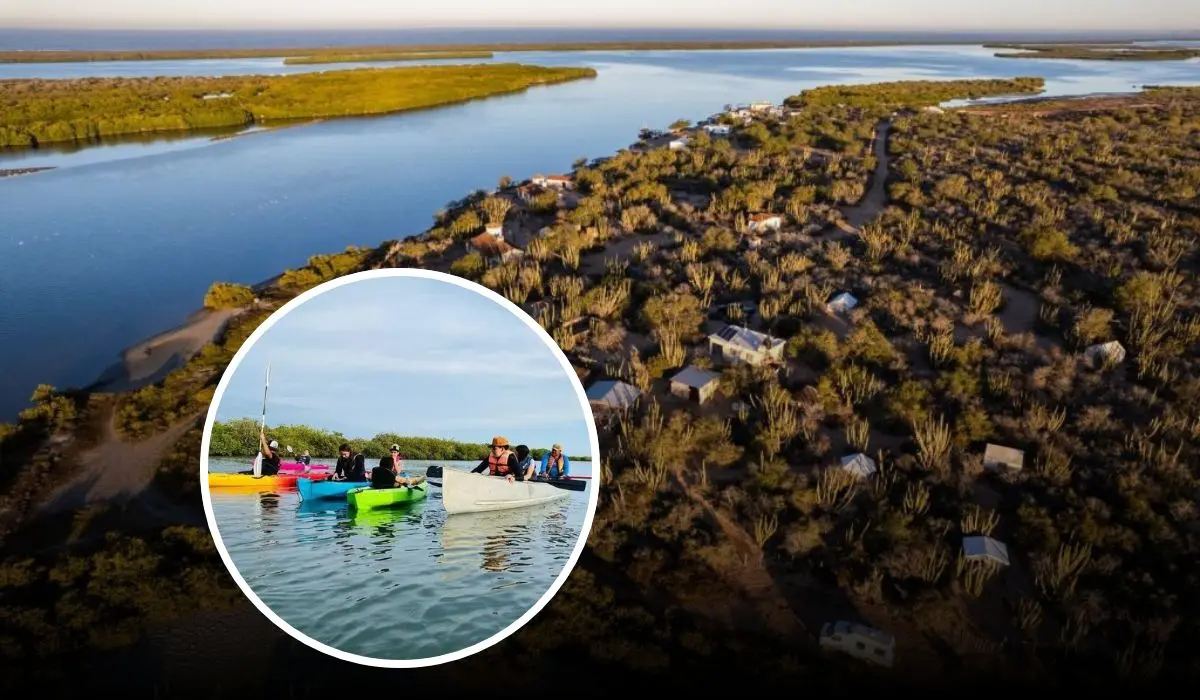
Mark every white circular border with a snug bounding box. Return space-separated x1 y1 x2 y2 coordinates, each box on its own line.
199 268 603 669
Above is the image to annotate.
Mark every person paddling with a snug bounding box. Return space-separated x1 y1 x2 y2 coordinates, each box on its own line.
332 443 367 482
471 436 524 483
240 432 282 477
514 444 537 481
539 443 570 480
298 450 312 467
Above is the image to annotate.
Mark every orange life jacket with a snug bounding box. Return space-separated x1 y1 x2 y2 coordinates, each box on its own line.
488 449 513 476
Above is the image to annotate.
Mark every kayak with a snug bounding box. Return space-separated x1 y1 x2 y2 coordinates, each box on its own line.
440 467 570 515
347 484 429 510
279 461 330 473
207 472 316 490
297 476 367 502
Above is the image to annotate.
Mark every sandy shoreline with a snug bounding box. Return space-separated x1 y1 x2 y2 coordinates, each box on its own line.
87 307 239 395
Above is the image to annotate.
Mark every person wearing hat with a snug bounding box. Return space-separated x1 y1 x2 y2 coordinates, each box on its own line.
470 436 524 483
240 431 282 476
538 443 570 480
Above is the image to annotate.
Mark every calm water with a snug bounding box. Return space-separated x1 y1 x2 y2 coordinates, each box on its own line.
2 44 1199 418
206 457 591 660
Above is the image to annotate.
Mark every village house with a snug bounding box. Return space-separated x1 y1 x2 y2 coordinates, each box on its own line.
466 232 523 266
748 100 774 112
826 291 859 315
962 535 1010 567
746 213 783 233
484 222 506 238
668 136 690 151
983 443 1024 472
515 183 543 203
702 123 732 136
669 366 720 405
839 453 877 479
1084 340 1126 368
708 324 785 367
819 621 895 668
531 174 574 190
201 92 234 100
586 379 642 413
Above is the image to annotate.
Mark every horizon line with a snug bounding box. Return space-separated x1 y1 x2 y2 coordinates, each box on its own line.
2 24 1198 36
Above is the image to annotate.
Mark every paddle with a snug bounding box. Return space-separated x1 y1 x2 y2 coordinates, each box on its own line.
252 362 271 478
425 465 591 481
424 470 586 493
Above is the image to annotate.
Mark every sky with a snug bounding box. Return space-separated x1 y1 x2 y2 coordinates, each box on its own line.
213 274 593 455
3 1 1197 33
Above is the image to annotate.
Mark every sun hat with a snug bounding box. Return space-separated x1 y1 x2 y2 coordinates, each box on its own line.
268 440 279 449
552 443 563 451
490 436 510 447
389 444 400 452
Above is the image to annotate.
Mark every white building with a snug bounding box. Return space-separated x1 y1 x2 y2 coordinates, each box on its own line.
585 379 642 412
983 444 1024 472
839 453 877 479
827 292 859 315
669 366 720 405
531 174 573 190
962 535 1010 567
668 136 690 151
484 223 505 239
702 124 732 136
819 621 895 668
708 324 785 366
746 213 783 233
1084 340 1126 368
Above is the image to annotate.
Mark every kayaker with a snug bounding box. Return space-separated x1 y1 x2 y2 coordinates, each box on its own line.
298 450 312 467
332 443 367 482
471 436 524 483
514 444 537 481
539 443 571 480
372 444 425 488
239 433 282 477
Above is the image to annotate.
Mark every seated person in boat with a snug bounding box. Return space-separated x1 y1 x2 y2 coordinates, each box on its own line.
239 433 282 476
332 442 367 482
538 444 571 480
470 436 525 483
298 449 312 467
372 444 425 488
514 444 538 481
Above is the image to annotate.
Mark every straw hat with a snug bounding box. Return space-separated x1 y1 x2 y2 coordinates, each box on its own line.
490 436 510 447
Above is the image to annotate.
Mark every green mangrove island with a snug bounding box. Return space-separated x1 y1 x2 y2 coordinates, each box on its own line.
4 74 1200 690
988 43 1200 61
0 63 596 148
208 418 592 461
281 50 495 65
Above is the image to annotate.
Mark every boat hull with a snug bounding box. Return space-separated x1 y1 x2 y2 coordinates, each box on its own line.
347 484 429 510
297 477 365 501
441 468 570 515
207 472 322 490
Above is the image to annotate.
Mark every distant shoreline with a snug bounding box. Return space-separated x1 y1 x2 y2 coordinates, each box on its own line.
2 37 1195 63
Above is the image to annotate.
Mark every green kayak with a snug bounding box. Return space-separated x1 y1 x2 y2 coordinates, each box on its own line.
347 484 429 510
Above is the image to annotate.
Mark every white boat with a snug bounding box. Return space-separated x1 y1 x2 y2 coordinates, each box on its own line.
441 467 570 515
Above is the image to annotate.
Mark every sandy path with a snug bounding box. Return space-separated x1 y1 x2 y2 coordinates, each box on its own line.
670 469 809 640
39 407 204 523
89 308 238 394
816 120 893 243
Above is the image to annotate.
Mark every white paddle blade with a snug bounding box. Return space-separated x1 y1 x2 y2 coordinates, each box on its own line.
252 452 263 478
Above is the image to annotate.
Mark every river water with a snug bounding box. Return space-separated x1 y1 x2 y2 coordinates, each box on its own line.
1 44 1198 418
206 457 591 661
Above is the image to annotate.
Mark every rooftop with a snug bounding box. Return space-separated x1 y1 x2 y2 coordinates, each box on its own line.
671 365 720 389
711 324 780 353
586 379 642 408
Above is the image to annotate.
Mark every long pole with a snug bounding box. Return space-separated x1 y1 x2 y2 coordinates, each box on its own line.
252 362 271 477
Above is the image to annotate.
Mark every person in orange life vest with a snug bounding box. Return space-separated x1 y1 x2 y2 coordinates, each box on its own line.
470 436 524 483
539 443 570 480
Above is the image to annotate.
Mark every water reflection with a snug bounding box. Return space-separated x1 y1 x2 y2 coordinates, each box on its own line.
440 503 569 578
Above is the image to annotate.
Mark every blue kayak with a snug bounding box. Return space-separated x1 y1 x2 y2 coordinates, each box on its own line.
297 477 367 502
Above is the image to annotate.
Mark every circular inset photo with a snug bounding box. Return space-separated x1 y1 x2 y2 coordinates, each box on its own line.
199 269 600 668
